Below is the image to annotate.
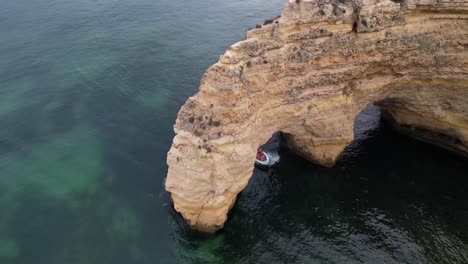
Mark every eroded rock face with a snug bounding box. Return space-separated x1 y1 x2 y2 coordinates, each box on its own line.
166 0 468 232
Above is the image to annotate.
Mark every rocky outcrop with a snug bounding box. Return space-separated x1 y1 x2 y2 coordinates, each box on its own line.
166 0 468 232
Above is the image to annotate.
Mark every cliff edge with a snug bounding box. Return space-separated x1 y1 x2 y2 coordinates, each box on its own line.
166 0 468 232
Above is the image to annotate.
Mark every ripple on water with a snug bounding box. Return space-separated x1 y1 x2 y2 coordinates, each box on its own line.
1 0 468 263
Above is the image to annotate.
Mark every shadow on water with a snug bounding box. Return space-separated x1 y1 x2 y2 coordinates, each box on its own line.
1 0 467 263
202 105 468 263
1 46 467 264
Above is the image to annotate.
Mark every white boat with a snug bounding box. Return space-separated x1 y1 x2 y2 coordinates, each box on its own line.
255 149 270 166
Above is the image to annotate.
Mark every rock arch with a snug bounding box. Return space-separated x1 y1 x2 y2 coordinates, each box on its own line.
166 0 468 232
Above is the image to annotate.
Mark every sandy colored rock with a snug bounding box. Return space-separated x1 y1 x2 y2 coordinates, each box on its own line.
166 0 468 232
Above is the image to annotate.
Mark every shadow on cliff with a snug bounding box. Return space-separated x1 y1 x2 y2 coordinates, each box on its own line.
208 104 468 263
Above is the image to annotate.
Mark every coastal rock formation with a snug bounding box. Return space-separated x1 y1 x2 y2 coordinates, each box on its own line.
166 0 468 232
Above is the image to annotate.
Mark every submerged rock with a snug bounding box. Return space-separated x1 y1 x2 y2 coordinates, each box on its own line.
166 0 468 232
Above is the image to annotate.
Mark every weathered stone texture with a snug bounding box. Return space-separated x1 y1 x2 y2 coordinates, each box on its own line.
166 0 468 232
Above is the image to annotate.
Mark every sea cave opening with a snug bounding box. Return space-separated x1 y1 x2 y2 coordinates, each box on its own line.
224 104 468 254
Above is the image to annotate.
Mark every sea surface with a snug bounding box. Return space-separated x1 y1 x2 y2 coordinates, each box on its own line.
1 0 467 263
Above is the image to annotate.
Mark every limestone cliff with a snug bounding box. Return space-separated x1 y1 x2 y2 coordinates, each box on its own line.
166 0 468 232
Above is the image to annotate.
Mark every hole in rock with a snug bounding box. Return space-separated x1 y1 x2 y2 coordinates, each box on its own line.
224 104 468 257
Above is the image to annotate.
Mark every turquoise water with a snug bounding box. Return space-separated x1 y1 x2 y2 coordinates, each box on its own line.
1 1 467 263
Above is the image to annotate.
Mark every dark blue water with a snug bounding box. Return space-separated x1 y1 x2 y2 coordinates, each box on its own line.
1 1 467 263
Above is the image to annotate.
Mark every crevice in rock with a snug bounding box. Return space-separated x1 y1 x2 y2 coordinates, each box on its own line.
165 0 468 233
